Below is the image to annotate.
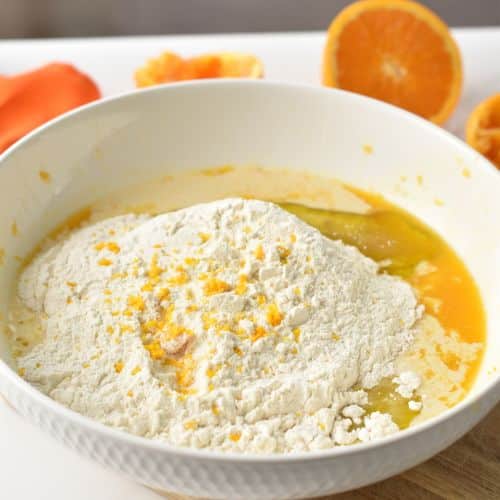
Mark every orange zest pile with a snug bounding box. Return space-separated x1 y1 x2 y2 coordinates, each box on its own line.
322 0 462 124
135 51 263 87
0 63 100 153
466 93 500 169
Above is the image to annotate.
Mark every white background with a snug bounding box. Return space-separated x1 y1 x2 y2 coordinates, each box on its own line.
1 29 499 499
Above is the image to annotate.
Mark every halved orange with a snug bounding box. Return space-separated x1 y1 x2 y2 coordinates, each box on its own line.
322 0 463 124
135 52 263 87
466 93 500 169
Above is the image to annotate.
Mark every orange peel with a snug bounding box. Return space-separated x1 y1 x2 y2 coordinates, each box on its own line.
466 93 500 169
135 52 263 87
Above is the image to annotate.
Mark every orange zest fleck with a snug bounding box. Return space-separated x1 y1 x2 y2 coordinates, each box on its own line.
144 340 166 360
229 431 241 442
256 294 267 305
251 325 267 342
202 312 217 330
254 244 265 261
206 364 221 378
235 274 248 295
39 170 51 182
183 419 198 430
156 287 171 302
127 295 145 311
168 269 190 286
167 354 196 391
163 323 192 342
266 303 283 327
203 277 231 295
94 241 120 254
119 324 133 334
199 232 211 243
293 327 301 342
148 253 163 283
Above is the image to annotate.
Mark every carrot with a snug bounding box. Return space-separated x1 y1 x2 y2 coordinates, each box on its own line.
0 63 100 153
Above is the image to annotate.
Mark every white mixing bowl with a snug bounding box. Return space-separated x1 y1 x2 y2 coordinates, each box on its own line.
0 81 499 499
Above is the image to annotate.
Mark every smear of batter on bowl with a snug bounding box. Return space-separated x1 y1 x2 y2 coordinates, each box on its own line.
7 167 485 453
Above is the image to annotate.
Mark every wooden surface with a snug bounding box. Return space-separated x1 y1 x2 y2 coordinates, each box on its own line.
332 403 500 499
166 403 500 500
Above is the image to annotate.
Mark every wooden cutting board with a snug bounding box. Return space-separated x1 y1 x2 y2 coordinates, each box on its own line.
166 402 500 500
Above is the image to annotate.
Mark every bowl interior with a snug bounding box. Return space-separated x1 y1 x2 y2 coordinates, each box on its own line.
0 81 499 401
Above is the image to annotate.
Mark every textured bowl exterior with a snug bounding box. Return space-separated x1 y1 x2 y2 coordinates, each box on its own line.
1 373 498 499
0 81 499 499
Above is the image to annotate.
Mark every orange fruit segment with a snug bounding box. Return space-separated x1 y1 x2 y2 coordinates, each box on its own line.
322 0 462 124
466 93 500 169
135 52 263 87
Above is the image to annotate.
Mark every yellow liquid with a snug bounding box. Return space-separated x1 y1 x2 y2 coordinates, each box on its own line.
280 193 485 428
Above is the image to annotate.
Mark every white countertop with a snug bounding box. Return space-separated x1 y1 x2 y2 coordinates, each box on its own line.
1 29 499 500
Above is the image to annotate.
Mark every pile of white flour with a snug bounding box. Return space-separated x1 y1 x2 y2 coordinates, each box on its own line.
14 198 423 452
